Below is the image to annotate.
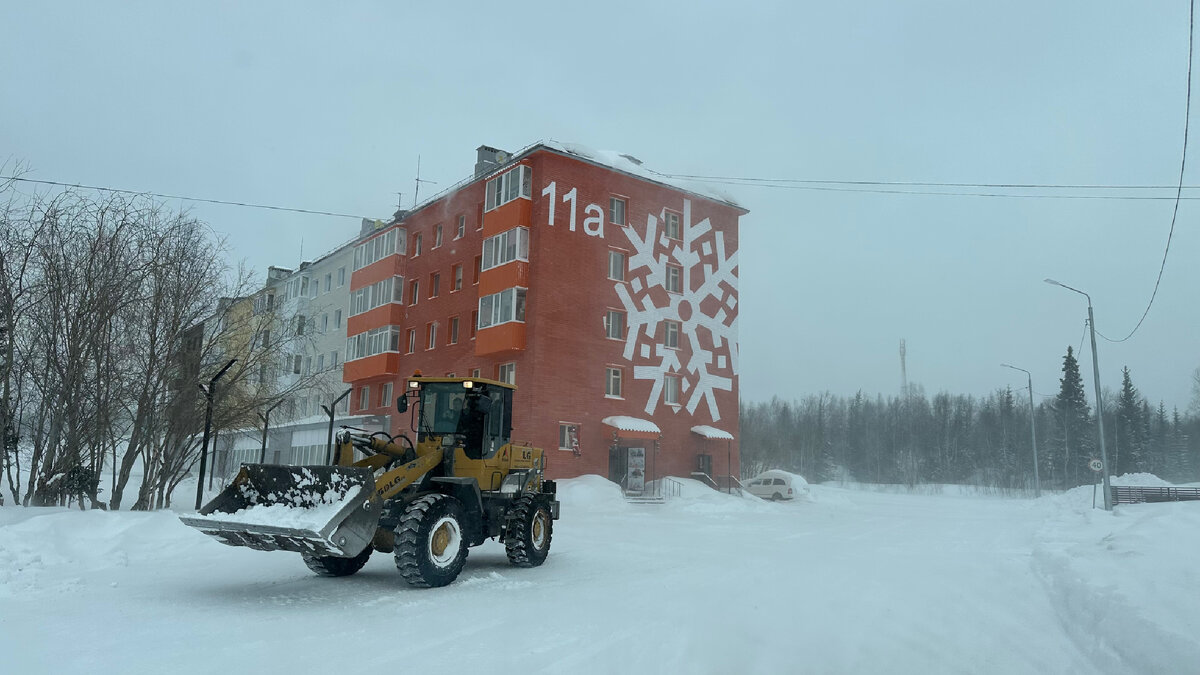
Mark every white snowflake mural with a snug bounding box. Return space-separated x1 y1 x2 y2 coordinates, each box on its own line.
616 199 738 421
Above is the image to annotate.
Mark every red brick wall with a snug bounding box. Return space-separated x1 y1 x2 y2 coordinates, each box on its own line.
344 147 742 484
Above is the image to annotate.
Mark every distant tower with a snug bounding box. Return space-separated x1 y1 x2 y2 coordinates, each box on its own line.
899 339 908 396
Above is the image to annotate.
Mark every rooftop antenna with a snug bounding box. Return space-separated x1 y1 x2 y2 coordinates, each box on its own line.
899 339 908 396
413 155 437 207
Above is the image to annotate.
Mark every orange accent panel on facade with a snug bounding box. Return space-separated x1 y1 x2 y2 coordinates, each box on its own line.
350 255 404 290
347 303 406 336
474 321 526 355
478 261 529 297
342 352 401 383
482 198 531 237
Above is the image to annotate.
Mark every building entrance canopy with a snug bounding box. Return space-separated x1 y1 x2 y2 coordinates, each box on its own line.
690 425 733 440
602 416 661 440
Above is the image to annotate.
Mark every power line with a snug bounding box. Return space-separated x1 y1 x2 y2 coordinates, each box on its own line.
1097 0 1193 344
652 170 1200 191
0 175 371 220
644 167 1200 200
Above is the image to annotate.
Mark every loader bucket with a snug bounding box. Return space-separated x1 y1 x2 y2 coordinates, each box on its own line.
179 464 382 558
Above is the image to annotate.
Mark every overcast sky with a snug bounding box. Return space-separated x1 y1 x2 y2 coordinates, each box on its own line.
3 1 1197 409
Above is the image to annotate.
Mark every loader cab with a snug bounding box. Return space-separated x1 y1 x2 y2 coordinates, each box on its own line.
408 378 513 460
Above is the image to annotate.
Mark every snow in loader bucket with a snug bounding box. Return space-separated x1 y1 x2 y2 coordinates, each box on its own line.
179 464 382 557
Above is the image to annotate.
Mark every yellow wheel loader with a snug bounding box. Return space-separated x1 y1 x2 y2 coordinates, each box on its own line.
179 376 560 588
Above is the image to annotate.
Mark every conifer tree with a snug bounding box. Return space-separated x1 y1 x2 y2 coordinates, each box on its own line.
1055 346 1091 488
1115 366 1144 475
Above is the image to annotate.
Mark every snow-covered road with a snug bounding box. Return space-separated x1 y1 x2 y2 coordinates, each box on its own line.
2 476 1196 674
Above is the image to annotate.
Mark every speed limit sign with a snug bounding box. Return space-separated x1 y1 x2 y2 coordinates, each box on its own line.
1088 459 1104 472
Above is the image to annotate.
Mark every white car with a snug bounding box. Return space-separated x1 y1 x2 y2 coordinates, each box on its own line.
745 471 807 501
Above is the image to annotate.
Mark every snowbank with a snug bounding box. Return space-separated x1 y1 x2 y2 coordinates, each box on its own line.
555 474 629 513
1033 474 1200 670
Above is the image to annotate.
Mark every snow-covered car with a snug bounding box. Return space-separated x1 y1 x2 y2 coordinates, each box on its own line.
745 471 807 501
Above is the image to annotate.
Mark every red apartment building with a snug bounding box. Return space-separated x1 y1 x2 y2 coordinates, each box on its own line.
344 142 745 492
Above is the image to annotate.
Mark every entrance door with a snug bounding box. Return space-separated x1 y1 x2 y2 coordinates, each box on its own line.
608 446 627 485
697 453 713 476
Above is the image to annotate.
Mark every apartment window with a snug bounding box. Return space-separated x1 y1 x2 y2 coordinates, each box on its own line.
478 287 527 329
449 316 460 345
350 276 403 316
359 386 370 411
604 310 625 340
456 215 466 239
303 356 311 376
293 355 302 375
664 320 680 349
473 256 482 285
605 367 623 398
665 265 682 293
381 382 393 408
335 309 342 327
337 267 345 286
258 363 267 384
664 374 681 405
430 273 440 298
434 224 443 248
665 211 682 240
609 197 626 225
608 250 626 282
484 164 532 211
261 328 270 349
481 227 530 271
471 368 481 378
324 273 332 293
407 328 416 354
266 293 275 310
452 264 463 291
497 362 516 385
301 277 310 297
353 228 402 270
316 354 325 371
413 233 423 257
559 423 580 452
346 326 402 360
332 350 339 366
409 280 419 306
426 322 438 350
296 314 306 336
322 314 329 333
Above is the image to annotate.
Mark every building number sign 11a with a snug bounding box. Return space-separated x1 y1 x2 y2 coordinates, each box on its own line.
541 181 607 238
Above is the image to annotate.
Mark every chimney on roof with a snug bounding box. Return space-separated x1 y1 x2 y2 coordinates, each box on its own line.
475 145 510 177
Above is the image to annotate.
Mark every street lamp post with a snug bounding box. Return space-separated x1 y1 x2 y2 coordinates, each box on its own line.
323 388 353 465
1001 363 1041 498
195 358 237 511
258 399 284 464
1044 278 1112 510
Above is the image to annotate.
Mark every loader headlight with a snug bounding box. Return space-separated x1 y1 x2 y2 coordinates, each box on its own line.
462 380 474 389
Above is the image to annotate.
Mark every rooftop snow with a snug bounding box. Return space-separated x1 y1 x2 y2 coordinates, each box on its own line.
536 140 745 211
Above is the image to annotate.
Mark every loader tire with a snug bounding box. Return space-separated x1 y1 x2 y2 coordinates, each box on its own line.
505 495 552 568
301 545 372 577
394 494 468 588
